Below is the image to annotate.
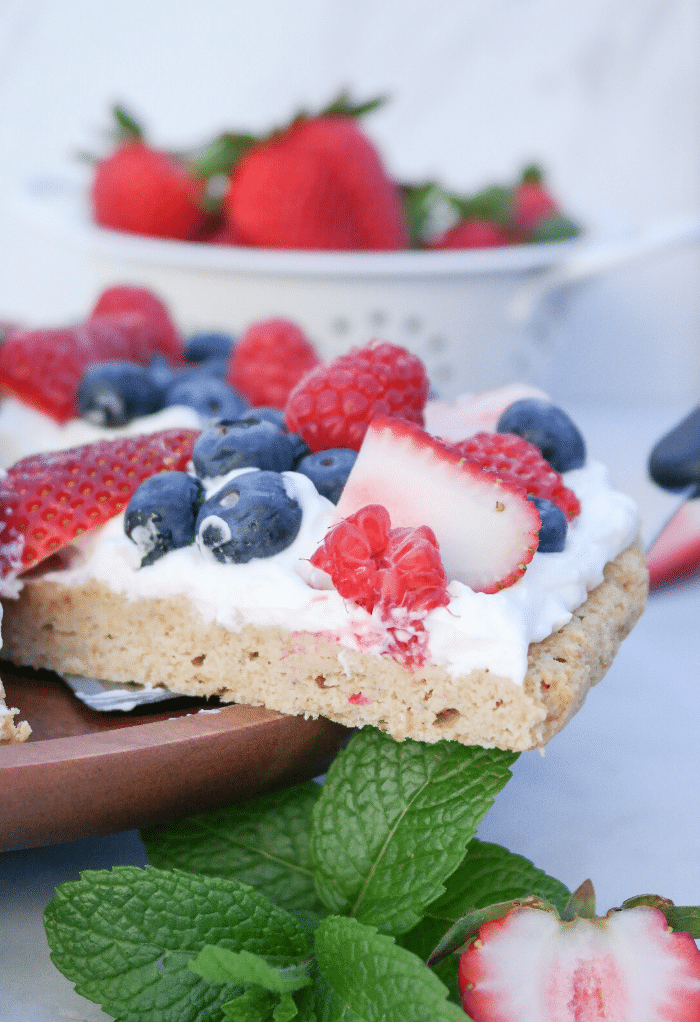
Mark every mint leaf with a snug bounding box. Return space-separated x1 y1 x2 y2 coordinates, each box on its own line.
311 728 517 935
44 865 310 1022
398 839 570 1003
221 987 280 1021
190 946 311 992
142 781 325 923
313 915 464 1021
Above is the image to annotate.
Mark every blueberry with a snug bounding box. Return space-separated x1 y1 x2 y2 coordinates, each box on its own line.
146 354 178 390
192 416 298 477
184 331 235 364
296 448 357 503
249 406 310 464
529 496 567 553
77 361 164 427
496 399 585 473
164 374 248 423
125 471 205 566
196 470 302 563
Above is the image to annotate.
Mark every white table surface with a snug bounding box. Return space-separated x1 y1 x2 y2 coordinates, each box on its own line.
1 400 699 1022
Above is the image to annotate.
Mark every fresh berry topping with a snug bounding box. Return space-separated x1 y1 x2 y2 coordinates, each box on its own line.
458 903 700 1022
227 318 321 411
76 361 164 427
192 417 297 477
164 374 248 423
296 448 357 504
225 115 409 251
90 285 182 364
424 384 550 441
310 504 449 662
511 173 558 235
91 141 206 241
248 407 310 463
184 331 235 365
450 431 581 521
284 339 429 454
496 398 586 473
0 429 199 577
529 496 567 552
196 470 302 563
124 471 205 566
335 417 541 593
146 354 179 390
430 217 517 249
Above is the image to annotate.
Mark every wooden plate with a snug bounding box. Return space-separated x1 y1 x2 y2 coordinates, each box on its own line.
0 663 350 852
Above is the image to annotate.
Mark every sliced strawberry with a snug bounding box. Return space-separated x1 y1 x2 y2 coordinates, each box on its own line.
423 384 550 442
334 417 540 593
458 904 700 1022
0 429 199 578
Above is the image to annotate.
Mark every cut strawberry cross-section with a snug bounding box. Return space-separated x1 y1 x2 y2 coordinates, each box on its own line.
334 417 541 593
0 429 199 579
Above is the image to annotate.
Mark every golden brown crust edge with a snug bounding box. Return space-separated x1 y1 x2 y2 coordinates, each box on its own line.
0 542 648 751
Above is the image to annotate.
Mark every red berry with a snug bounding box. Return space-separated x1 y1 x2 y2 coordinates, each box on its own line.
227 318 321 410
225 115 409 251
431 217 516 249
284 340 429 453
91 141 206 241
458 903 700 1022
90 284 182 363
512 179 558 235
0 429 199 578
310 503 449 663
450 431 580 521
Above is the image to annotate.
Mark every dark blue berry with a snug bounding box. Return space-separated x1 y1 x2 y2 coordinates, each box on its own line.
296 448 357 503
146 354 178 390
125 471 205 566
184 331 235 364
496 399 585 473
77 361 164 427
529 496 567 553
164 374 248 423
249 407 310 464
196 470 302 563
192 416 298 477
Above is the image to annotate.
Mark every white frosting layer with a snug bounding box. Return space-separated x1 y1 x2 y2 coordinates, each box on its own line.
33 460 639 686
0 398 202 467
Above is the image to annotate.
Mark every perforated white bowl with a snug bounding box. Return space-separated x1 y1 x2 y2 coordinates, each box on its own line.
15 173 700 399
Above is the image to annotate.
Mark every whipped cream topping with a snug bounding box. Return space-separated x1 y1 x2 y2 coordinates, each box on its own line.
33 460 639 687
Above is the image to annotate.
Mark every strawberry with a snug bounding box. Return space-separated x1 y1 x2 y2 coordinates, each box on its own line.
284 339 429 453
450 431 581 521
511 165 559 236
227 318 321 410
423 384 550 441
0 287 182 423
91 141 207 241
90 284 182 364
458 902 700 1021
224 114 409 251
430 217 517 249
334 417 541 592
310 503 449 663
0 429 199 578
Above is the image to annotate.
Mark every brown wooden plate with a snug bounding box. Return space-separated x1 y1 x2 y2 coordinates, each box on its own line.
0 663 350 852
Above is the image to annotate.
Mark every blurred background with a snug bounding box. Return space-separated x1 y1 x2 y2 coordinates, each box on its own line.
0 0 697 402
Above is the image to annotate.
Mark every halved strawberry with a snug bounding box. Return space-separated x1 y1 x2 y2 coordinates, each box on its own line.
423 384 550 442
0 429 199 578
458 903 700 1021
334 417 540 593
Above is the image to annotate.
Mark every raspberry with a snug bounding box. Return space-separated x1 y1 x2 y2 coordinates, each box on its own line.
310 503 449 664
90 285 183 364
227 318 321 410
451 431 580 520
284 340 429 453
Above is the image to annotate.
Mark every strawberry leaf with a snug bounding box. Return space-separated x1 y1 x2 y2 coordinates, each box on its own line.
530 210 582 242
311 728 517 935
190 132 258 179
142 781 326 925
44 865 310 1022
313 915 465 1021
619 897 700 938
112 103 145 143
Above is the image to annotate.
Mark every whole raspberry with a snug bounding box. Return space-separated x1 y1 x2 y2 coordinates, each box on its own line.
227 319 321 410
284 340 429 453
451 431 580 520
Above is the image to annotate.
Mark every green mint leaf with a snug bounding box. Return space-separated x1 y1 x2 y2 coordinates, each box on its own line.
44 865 310 1022
311 728 517 935
221 986 280 1021
274 992 300 1022
142 781 325 924
190 946 311 992
398 839 570 1004
313 915 464 1022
